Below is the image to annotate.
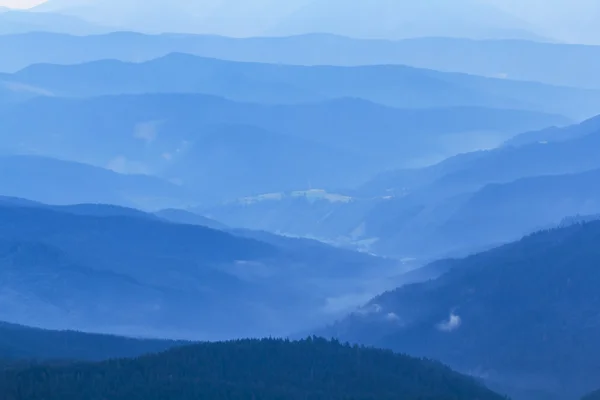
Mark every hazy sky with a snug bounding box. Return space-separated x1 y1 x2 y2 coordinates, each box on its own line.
2 0 599 44
0 0 44 8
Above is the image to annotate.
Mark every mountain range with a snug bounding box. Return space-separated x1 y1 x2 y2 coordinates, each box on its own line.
0 197 396 339
323 221 600 399
3 32 600 91
2 52 597 119
0 91 568 202
204 113 600 259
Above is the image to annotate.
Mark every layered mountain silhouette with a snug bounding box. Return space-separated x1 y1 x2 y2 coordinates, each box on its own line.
323 221 600 399
3 33 600 90
2 52 597 118
208 113 600 259
347 116 600 257
0 198 393 339
0 92 567 202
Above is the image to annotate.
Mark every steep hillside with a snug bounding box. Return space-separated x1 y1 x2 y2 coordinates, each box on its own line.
0 155 191 210
325 221 600 399
0 337 505 400
583 389 600 400
435 168 600 250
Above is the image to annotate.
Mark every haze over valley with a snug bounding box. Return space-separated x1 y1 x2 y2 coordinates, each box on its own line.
2 1 600 400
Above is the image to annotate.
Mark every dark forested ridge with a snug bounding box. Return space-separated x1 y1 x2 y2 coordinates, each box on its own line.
0 337 505 400
0 321 182 362
324 221 600 399
583 389 600 400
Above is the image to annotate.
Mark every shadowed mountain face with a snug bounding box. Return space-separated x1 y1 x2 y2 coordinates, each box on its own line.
584 389 600 400
0 199 395 340
322 221 600 400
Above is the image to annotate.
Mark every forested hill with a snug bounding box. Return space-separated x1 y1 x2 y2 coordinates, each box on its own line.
583 389 600 400
0 337 506 400
0 321 183 361
324 220 600 399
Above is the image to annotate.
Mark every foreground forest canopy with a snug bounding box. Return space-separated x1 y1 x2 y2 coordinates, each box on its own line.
0 337 505 400
583 389 600 400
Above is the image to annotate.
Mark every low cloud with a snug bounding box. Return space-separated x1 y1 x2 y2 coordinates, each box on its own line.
354 303 383 316
385 312 400 321
133 120 163 143
106 156 149 175
436 312 461 332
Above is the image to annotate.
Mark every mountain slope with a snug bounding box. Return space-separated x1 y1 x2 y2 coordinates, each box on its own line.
0 155 191 210
154 208 227 230
0 94 567 201
0 80 48 105
0 321 182 361
363 115 600 199
0 337 505 400
2 33 600 91
434 168 600 251
584 389 600 400
357 124 600 257
504 114 600 147
220 115 600 259
206 117 600 255
3 52 597 118
0 200 393 339
325 221 600 399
